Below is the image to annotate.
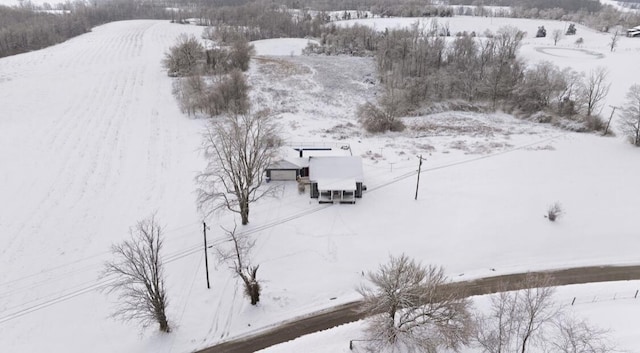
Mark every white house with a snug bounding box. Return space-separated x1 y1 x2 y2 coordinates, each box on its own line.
308 156 364 204
265 143 351 181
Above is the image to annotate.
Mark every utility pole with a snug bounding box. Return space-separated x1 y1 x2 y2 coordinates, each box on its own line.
203 221 210 289
415 155 423 200
604 105 618 136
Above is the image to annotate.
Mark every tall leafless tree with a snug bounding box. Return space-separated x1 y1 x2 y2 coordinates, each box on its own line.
230 37 255 72
475 273 559 353
579 67 610 117
214 224 261 305
550 315 616 353
552 29 563 45
608 28 621 52
484 26 526 109
196 110 282 225
359 254 475 352
475 288 520 353
619 84 640 146
103 215 170 332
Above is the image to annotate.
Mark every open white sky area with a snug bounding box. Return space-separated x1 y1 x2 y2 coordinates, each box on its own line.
1 14 639 353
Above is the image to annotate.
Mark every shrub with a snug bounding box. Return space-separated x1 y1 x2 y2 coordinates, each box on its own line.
547 202 563 221
357 102 405 133
163 34 204 77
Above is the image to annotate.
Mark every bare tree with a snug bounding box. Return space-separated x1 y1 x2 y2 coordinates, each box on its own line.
212 69 250 116
230 37 255 72
475 274 559 353
475 288 520 353
608 28 620 52
196 110 282 225
556 68 582 116
359 254 475 352
214 224 261 305
619 84 640 146
484 26 526 109
551 315 615 353
173 74 207 117
579 67 610 117
103 215 170 332
516 274 558 353
163 34 204 77
552 29 563 46
513 61 567 113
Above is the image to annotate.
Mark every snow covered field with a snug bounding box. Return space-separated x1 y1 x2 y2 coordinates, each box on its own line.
1 15 640 353
1 0 67 6
262 281 640 353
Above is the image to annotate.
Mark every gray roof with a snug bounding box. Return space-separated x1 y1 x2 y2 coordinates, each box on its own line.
267 159 304 170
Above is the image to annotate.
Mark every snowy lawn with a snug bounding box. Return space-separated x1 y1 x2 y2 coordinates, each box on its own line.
1 15 640 353
260 281 640 353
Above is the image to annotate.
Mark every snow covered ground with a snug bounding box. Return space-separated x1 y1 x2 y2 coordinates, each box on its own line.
252 38 318 56
1 15 640 353
1 0 69 6
262 281 640 353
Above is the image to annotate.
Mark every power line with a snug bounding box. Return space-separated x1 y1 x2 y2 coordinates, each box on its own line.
0 132 568 324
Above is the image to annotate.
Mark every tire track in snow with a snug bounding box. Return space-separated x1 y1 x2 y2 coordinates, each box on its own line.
0 21 194 315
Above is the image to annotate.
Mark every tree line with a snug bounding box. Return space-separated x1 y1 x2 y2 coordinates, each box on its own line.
307 22 612 133
6 0 636 59
448 0 602 13
0 1 169 58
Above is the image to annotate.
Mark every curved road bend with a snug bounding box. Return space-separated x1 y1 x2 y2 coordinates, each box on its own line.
196 264 640 353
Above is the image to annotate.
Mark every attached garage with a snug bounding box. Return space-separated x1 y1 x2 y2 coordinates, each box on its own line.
266 159 307 181
269 169 298 181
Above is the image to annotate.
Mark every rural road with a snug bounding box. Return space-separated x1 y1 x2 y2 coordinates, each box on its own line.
196 264 640 353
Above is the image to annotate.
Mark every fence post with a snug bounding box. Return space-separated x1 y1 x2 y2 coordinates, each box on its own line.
349 340 353 350
571 297 576 306
635 290 638 299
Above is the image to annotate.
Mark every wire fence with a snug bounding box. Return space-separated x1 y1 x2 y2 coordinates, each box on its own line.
561 288 640 306
348 288 640 351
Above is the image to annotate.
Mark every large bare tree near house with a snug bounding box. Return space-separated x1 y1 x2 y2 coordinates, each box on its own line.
103 215 170 332
359 254 475 352
196 110 282 225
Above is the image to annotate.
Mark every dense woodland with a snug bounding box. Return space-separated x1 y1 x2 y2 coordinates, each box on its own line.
306 21 612 133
